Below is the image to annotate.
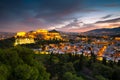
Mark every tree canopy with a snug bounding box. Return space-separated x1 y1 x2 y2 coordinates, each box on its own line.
0 46 50 80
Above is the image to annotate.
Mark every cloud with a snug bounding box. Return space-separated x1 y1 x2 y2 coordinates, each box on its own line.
0 0 120 32
63 19 83 28
101 14 113 19
0 0 85 31
56 19 84 31
59 17 120 32
56 19 99 32
93 17 120 29
0 0 84 20
104 3 120 7
96 17 120 23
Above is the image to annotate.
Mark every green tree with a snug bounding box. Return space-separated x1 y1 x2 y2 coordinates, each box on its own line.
102 57 107 65
47 54 60 79
63 72 84 80
36 62 50 80
3 49 23 67
0 37 15 49
112 67 120 80
74 54 88 71
0 46 50 80
92 63 113 79
95 75 108 80
12 46 35 65
62 62 76 74
0 64 11 80
117 60 120 66
14 64 35 80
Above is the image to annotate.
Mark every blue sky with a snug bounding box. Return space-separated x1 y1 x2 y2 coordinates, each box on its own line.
0 0 120 32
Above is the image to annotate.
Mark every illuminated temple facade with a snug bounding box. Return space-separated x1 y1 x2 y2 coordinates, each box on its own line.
14 29 63 45
36 29 62 40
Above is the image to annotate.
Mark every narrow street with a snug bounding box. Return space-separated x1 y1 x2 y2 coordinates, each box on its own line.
97 45 107 60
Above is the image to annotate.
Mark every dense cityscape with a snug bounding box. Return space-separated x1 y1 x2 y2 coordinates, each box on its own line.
0 28 120 80
0 28 120 61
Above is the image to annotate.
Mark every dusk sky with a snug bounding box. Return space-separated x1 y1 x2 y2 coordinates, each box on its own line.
0 0 120 32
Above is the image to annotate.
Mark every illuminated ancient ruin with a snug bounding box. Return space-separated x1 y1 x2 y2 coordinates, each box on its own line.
14 29 63 45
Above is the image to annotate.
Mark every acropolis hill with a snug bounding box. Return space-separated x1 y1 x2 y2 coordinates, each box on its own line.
14 29 63 45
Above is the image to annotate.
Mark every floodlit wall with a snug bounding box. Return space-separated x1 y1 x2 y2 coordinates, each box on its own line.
14 38 35 46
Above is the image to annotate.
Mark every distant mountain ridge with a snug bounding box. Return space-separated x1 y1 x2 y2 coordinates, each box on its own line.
83 27 120 36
